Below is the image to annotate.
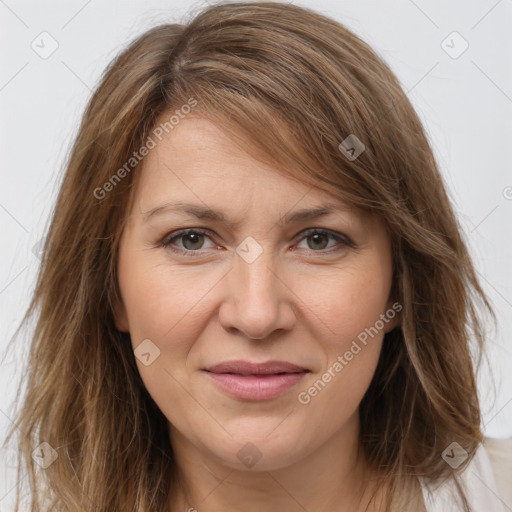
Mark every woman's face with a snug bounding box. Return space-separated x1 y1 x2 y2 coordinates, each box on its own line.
115 115 398 472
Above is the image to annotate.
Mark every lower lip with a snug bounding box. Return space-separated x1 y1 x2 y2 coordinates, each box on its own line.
204 371 308 400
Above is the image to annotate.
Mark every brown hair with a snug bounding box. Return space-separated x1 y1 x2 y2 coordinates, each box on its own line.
2 1 493 510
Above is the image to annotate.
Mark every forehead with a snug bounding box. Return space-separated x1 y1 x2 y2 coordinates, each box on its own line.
131 115 352 219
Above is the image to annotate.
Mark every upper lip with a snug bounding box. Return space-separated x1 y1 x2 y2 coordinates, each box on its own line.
204 360 309 375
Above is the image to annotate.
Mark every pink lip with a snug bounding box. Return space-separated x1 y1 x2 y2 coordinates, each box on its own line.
203 360 310 401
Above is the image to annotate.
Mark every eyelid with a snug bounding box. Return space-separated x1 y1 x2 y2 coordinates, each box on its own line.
159 227 355 255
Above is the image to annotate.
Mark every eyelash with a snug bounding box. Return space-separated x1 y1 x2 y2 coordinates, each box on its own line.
159 228 354 257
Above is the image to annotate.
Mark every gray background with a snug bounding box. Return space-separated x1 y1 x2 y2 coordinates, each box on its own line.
1 0 511 508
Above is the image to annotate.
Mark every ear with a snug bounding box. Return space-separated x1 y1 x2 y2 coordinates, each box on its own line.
383 297 402 334
113 295 130 332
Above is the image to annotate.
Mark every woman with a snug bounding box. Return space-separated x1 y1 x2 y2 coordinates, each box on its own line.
3 1 511 511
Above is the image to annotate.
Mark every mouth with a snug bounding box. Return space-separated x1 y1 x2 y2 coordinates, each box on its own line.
203 360 310 400
204 360 309 375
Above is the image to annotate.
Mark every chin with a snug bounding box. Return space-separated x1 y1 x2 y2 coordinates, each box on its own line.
202 428 310 472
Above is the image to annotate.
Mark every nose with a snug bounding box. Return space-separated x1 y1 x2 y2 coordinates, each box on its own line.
217 245 297 340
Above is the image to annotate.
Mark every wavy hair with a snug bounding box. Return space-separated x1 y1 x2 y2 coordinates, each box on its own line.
2 1 492 510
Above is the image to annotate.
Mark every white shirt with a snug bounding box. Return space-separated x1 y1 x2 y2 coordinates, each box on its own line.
420 438 512 511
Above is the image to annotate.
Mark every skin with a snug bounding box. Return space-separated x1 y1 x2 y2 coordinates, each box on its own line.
114 114 403 512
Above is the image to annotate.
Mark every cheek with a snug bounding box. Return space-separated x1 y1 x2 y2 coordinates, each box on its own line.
294 334 383 458
116 250 213 397
292 263 390 413
293 293 387 450
119 255 222 348
117 258 219 433
295 259 392 346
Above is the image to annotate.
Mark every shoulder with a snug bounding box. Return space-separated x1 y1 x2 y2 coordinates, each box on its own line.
483 436 512 509
420 439 511 512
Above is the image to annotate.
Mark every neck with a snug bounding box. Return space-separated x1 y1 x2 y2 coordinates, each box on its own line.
167 413 388 512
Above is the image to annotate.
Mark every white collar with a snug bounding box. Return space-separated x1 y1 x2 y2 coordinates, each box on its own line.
420 443 508 511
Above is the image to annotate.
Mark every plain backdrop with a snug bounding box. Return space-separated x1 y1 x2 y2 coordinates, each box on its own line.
1 0 511 508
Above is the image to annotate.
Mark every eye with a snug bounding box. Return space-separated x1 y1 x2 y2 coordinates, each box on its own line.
159 228 354 256
294 228 353 252
161 229 216 255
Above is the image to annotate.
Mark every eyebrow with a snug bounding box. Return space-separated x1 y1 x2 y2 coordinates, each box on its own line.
142 201 346 226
